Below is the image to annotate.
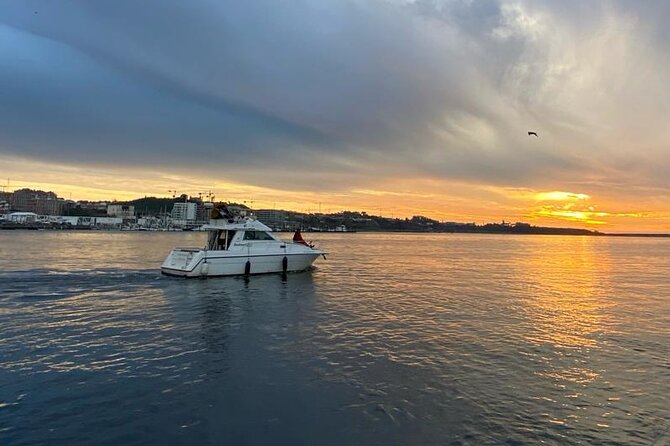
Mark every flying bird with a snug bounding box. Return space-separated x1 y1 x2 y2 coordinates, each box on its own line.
528 131 538 137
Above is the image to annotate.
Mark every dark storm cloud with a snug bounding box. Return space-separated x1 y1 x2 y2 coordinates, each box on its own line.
1 0 669 191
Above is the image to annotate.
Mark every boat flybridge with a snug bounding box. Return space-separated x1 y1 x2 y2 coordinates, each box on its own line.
161 217 326 277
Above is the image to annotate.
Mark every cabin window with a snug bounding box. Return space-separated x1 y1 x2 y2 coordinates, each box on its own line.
208 230 237 250
225 230 237 249
243 230 274 241
207 231 218 250
216 231 226 250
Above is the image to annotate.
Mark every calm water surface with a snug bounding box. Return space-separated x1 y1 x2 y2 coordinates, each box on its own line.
0 231 669 445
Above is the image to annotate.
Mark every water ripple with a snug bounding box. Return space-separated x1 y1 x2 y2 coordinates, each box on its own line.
0 232 669 445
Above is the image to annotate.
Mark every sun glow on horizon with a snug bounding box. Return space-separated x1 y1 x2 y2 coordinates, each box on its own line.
534 191 591 202
2 156 669 233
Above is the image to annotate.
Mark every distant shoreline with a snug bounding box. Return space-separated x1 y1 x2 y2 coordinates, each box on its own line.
603 233 670 238
2 225 669 238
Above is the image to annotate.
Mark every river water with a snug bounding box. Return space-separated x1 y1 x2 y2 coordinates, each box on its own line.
0 231 669 445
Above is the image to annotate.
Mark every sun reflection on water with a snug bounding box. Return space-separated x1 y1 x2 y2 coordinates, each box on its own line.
520 236 613 350
514 236 623 432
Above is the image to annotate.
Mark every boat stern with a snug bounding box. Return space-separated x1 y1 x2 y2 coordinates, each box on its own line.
161 248 205 277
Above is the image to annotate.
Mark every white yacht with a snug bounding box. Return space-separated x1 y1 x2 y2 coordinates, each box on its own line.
161 217 325 277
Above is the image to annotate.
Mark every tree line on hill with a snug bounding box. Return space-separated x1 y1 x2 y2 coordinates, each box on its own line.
296 211 600 235
62 195 600 235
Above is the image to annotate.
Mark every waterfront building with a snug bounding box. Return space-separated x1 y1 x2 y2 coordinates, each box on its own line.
0 192 11 214
94 217 123 229
107 204 135 218
10 188 65 215
0 197 10 214
196 202 213 224
171 202 198 226
255 209 289 230
6 212 39 223
78 201 109 212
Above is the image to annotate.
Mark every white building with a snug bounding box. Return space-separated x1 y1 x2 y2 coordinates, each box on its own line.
6 212 39 223
107 204 135 218
94 217 123 228
171 202 198 226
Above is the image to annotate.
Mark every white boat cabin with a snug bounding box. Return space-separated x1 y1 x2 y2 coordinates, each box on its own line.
202 218 286 251
205 227 281 250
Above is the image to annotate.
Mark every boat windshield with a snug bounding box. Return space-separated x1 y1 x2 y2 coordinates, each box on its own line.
207 230 237 250
242 230 274 241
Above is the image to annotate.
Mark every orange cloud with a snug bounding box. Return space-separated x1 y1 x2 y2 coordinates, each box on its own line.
534 191 590 201
528 198 645 226
3 156 670 233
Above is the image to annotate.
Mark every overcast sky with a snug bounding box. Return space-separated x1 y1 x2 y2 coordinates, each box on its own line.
1 0 669 229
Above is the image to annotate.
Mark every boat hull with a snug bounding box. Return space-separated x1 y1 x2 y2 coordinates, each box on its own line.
161 250 321 277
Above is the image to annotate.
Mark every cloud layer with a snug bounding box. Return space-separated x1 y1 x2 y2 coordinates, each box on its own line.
1 0 670 225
